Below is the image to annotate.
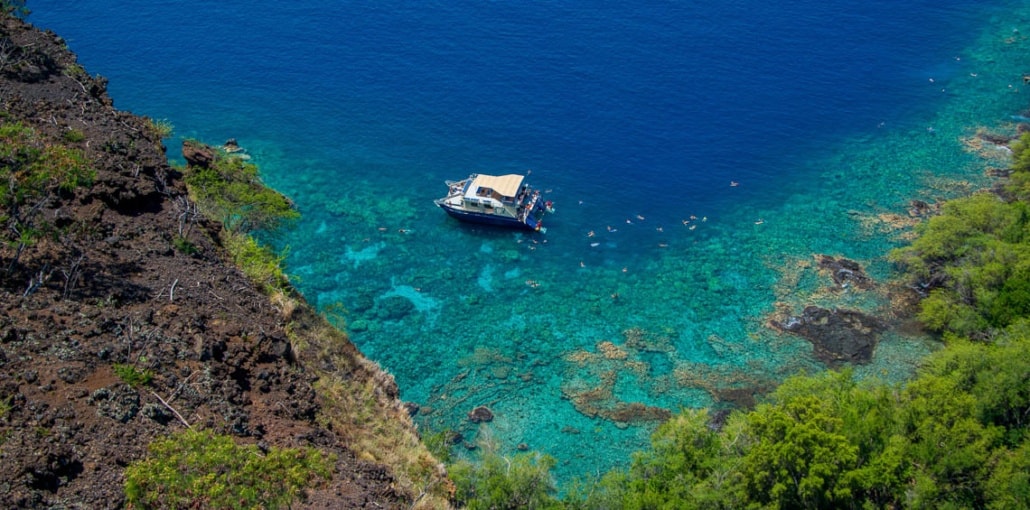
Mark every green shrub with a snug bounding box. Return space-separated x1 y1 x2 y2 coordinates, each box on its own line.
889 192 1030 337
450 442 559 510
124 428 334 509
112 363 152 388
0 121 94 271
146 118 174 139
223 230 290 294
172 235 198 255
62 129 85 143
183 146 298 235
0 0 28 17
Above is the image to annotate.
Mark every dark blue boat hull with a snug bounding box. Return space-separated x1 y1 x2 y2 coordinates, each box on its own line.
438 203 542 230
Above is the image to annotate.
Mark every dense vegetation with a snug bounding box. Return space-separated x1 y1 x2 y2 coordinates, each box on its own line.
124 429 334 509
450 135 1030 509
181 144 298 236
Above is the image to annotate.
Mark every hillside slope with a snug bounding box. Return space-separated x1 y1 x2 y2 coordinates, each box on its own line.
0 14 445 509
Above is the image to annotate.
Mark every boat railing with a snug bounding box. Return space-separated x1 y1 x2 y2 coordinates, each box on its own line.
443 179 469 197
520 194 540 222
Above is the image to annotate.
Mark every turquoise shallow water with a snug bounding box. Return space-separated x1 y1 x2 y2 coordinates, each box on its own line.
27 0 1030 482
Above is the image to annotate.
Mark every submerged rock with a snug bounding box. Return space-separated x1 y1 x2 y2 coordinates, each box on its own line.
467 405 494 423
376 296 414 321
772 306 886 366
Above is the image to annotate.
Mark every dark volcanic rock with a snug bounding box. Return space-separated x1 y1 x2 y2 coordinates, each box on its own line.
817 255 874 290
468 405 494 423
181 139 216 168
772 305 886 366
0 15 424 509
908 199 940 217
88 385 140 423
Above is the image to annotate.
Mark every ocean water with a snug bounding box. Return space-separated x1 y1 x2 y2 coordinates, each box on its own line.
28 0 1030 483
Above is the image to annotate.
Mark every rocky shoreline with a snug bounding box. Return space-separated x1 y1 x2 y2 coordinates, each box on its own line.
0 15 443 508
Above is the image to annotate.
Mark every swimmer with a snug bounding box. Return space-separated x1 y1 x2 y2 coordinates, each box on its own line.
730 181 739 187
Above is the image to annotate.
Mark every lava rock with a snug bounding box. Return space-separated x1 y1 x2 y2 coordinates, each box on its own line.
467 405 494 423
772 305 886 366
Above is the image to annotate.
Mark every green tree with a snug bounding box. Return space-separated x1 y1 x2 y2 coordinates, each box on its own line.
985 441 1030 510
612 410 739 509
1008 132 1030 195
770 371 910 507
890 192 1030 336
449 437 560 510
183 148 297 235
739 396 859 509
900 339 1015 508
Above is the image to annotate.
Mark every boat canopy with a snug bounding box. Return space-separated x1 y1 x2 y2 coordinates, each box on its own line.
467 174 525 199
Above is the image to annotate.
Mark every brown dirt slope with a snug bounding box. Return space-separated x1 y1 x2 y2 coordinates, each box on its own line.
0 15 444 509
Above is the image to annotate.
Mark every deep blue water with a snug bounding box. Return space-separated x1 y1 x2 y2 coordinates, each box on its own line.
27 0 1030 483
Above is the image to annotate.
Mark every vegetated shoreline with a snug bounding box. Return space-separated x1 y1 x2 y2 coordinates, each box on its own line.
0 13 449 509
2 7 1026 508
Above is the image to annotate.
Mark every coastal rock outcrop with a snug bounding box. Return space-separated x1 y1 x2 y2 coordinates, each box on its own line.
0 14 439 508
181 139 216 168
816 255 875 290
771 306 886 366
467 405 494 423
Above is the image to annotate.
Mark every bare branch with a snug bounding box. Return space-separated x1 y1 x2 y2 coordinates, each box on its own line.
150 390 192 429
22 263 51 297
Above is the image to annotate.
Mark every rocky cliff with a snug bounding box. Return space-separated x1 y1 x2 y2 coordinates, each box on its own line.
0 14 446 509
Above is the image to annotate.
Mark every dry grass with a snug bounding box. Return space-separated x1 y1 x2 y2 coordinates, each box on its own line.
287 307 453 508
